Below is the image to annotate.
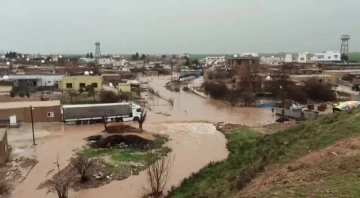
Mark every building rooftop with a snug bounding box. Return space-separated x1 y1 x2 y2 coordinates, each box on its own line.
0 100 61 109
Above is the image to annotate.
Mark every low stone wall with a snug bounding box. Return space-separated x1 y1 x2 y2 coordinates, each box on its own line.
275 108 317 119
187 85 208 99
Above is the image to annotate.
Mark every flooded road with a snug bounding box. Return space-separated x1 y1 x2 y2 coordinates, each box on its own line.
11 76 274 198
145 76 276 126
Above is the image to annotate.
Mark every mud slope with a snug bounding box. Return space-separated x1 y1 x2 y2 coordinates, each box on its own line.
168 109 360 198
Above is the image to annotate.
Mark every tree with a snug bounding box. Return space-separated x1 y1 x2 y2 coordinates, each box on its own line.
67 90 79 101
341 53 349 62
26 91 30 98
241 63 260 92
46 155 73 198
89 52 94 59
142 154 173 198
172 54 177 59
99 90 120 103
137 109 147 132
78 87 85 94
140 54 147 60
71 154 94 183
184 57 190 66
87 85 96 100
161 54 167 59
86 53 90 58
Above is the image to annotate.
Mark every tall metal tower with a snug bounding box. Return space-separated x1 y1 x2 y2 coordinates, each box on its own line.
95 42 101 63
340 35 350 55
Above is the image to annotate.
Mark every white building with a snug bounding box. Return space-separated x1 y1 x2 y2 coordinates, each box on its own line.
205 56 225 65
98 58 112 65
283 51 341 63
7 74 64 87
260 56 281 65
112 59 127 67
312 51 341 62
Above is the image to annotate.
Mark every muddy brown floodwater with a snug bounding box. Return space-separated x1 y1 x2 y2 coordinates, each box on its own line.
145 76 276 125
11 76 275 198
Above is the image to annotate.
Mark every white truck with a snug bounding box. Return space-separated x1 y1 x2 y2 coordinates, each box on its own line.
62 102 142 124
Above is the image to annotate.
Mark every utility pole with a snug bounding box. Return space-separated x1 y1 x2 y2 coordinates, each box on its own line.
30 106 36 145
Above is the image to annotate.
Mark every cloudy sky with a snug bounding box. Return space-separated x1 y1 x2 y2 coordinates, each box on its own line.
0 0 359 54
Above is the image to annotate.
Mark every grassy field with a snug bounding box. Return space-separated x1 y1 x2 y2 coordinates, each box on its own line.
349 52 360 62
167 108 360 198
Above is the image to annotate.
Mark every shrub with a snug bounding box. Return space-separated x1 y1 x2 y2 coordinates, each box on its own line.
99 90 120 103
19 92 25 97
182 87 190 92
10 90 15 97
203 81 229 99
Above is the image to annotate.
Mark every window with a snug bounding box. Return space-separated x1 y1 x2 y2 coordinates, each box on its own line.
79 83 86 88
91 83 98 88
48 81 51 84
66 83 72 88
136 108 142 112
47 112 54 117
335 55 339 58
328 56 331 59
300 58 304 61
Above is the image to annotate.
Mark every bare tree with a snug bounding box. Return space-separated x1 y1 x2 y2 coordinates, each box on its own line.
87 85 96 101
102 116 108 130
71 154 94 183
46 155 73 198
137 109 147 132
47 178 72 198
142 154 173 198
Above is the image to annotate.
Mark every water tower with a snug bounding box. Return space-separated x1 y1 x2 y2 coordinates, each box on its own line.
340 35 350 55
95 42 101 62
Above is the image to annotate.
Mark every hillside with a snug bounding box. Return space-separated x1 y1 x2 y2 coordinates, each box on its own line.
167 109 360 198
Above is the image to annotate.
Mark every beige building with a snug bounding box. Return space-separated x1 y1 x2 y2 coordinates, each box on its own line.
289 74 337 84
0 129 9 166
59 75 103 91
0 100 62 123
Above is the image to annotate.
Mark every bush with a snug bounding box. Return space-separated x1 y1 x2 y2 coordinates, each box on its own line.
302 78 336 102
19 92 25 97
26 91 30 98
0 180 10 196
10 90 15 97
99 90 120 103
203 81 229 99
182 87 190 92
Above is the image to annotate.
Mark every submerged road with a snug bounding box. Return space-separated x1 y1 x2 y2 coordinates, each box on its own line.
145 76 276 126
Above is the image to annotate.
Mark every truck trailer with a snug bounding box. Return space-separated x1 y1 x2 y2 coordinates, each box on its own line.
62 102 142 124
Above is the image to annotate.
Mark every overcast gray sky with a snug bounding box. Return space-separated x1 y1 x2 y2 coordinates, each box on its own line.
0 0 359 54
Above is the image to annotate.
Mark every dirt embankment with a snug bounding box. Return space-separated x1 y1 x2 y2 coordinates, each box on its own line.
238 137 360 198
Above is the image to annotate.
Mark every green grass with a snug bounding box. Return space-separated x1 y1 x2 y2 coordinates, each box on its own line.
349 52 360 62
167 109 360 198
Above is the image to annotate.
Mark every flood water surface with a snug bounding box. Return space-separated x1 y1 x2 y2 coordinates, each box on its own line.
12 77 274 198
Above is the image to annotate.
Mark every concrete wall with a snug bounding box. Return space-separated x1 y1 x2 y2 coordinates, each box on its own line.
0 105 61 123
0 130 9 166
118 83 131 92
275 108 317 119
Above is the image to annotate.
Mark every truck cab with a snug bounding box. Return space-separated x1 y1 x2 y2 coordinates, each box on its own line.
131 103 143 121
